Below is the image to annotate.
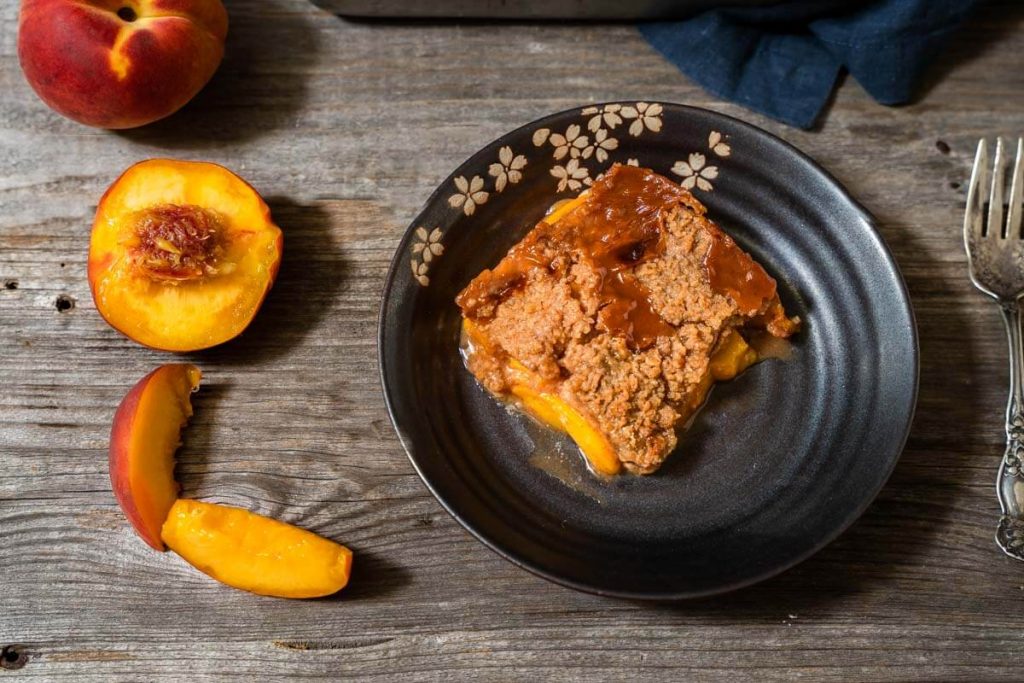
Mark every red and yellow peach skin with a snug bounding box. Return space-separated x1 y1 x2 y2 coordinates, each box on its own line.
18 0 228 128
109 363 200 550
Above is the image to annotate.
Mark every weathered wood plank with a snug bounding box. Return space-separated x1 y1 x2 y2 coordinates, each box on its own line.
2 0 1024 679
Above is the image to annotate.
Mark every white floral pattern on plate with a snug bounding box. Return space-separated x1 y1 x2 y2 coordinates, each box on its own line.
670 130 731 192
620 102 663 137
448 175 489 216
551 158 591 192
549 124 589 160
672 153 718 192
425 107 735 287
584 128 619 163
536 101 663 192
489 146 527 193
410 227 443 287
532 101 664 193
581 103 624 132
708 131 731 157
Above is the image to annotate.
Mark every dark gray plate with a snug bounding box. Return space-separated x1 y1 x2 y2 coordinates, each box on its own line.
378 102 918 599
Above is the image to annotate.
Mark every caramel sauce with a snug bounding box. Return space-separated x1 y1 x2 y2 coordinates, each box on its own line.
704 229 777 315
565 168 678 348
458 165 680 349
457 163 789 349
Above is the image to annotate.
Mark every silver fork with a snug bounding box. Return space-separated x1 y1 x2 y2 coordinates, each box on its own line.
964 137 1024 560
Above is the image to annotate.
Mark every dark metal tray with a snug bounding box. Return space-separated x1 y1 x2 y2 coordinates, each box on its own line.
321 0 777 20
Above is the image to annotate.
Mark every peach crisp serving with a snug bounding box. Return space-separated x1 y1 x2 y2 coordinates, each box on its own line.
456 164 799 476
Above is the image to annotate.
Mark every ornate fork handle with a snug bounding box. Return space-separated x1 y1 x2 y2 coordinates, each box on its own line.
996 301 1024 559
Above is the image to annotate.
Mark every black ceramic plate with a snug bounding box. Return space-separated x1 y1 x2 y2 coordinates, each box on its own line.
379 103 918 599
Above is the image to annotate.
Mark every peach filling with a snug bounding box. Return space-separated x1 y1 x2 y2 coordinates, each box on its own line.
463 320 759 476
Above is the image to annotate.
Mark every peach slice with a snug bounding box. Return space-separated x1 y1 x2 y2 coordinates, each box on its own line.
506 361 621 476
544 189 589 225
88 159 283 352
161 499 353 598
110 363 201 550
464 319 620 476
710 329 758 381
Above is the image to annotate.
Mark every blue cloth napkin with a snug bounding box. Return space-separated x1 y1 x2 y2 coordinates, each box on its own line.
640 0 980 129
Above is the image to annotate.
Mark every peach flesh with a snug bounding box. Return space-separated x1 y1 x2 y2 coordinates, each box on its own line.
88 159 283 352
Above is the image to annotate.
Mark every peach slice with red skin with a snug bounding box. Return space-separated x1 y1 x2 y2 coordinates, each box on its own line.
109 365 354 597
88 159 283 352
18 0 228 129
109 363 200 550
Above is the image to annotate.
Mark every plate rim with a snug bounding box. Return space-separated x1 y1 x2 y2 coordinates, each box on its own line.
377 101 920 600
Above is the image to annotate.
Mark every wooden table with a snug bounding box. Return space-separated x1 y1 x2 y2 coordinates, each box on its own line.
2 1 1023 679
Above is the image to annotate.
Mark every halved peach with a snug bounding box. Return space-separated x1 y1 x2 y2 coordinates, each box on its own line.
88 159 283 352
110 363 201 550
161 499 353 598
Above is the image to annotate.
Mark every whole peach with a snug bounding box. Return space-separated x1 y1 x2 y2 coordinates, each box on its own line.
18 0 228 129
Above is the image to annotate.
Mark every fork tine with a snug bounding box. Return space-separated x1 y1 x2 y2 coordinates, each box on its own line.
990 137 1006 237
1008 138 1023 240
966 139 988 242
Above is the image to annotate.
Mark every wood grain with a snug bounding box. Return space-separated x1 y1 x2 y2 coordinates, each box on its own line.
2 0 1024 679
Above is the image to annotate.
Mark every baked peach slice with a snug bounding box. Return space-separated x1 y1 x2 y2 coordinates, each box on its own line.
162 499 353 598
110 363 201 550
89 159 283 352
462 322 759 478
